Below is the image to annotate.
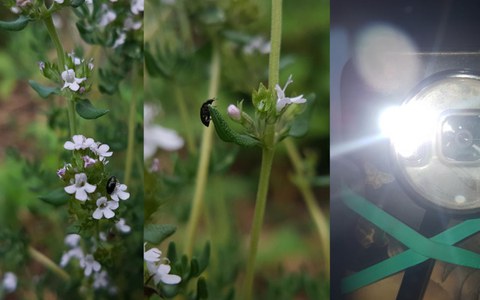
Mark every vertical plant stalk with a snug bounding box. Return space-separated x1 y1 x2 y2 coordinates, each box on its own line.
184 42 221 256
174 82 196 154
124 65 141 186
284 138 330 278
244 1 282 298
28 246 70 281
43 14 76 136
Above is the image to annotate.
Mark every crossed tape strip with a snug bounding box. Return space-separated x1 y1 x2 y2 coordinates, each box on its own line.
341 187 480 294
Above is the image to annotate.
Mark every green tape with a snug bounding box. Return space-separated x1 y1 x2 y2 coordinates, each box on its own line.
341 187 480 294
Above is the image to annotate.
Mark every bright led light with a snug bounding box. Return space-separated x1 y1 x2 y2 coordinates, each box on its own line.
379 105 436 158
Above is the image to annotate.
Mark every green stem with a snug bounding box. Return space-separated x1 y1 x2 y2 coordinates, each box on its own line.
243 144 276 300
184 42 221 256
174 82 196 155
124 65 140 186
243 1 282 298
28 246 69 281
284 138 330 278
43 14 76 135
268 0 282 90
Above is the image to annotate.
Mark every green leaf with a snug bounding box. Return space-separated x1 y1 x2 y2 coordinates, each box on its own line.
75 98 109 119
167 242 177 263
190 258 200 277
208 105 261 147
28 80 60 98
144 224 176 244
196 277 208 300
0 15 30 31
70 0 85 7
38 188 69 206
197 242 210 275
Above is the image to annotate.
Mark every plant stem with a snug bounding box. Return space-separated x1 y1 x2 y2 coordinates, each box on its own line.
28 246 69 281
243 1 282 298
174 82 196 155
243 143 275 300
268 0 282 90
284 138 330 278
43 14 76 135
184 42 221 256
124 65 140 186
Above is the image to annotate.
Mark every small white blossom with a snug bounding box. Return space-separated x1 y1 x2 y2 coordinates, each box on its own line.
38 61 45 71
144 104 184 159
113 32 126 48
93 270 109 289
83 155 97 168
131 0 144 14
64 173 97 202
64 135 95 150
80 254 101 277
64 234 81 247
92 197 119 219
147 263 181 285
123 16 142 31
57 164 70 178
10 6 21 14
2 272 17 293
90 143 113 161
88 58 94 70
243 36 271 55
144 243 161 262
227 104 241 121
275 75 306 112
68 52 83 65
110 183 130 201
60 247 84 267
61 69 86 92
99 4 117 27
54 0 64 3
115 218 131 233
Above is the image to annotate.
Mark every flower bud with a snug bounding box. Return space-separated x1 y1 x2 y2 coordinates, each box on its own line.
227 104 241 121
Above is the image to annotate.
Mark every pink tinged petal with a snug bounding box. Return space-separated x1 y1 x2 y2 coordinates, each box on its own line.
69 82 80 91
144 248 161 262
227 104 241 120
108 200 119 210
84 183 96 193
64 141 75 150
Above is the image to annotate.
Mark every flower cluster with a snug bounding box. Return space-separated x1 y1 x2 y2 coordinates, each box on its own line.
59 135 130 221
60 234 117 292
144 243 181 285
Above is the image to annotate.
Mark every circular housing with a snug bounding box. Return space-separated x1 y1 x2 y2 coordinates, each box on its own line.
391 70 480 213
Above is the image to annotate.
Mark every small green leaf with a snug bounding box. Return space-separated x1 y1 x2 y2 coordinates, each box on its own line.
196 277 208 299
190 258 200 277
0 15 30 31
28 80 60 98
167 242 177 263
209 105 261 147
70 0 85 7
144 224 176 244
38 188 69 206
197 242 210 275
75 98 109 119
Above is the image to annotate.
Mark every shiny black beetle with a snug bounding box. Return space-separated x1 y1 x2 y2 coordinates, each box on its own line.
200 99 215 127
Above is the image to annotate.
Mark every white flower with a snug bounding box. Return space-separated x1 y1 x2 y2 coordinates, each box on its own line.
110 183 130 201
68 51 83 65
227 104 241 121
243 36 271 55
131 0 144 14
83 155 97 168
115 218 131 233
61 69 86 92
64 135 95 150
57 164 70 178
113 32 126 48
92 197 119 219
144 104 184 160
54 0 64 3
147 263 181 285
99 4 116 27
60 247 84 267
123 16 142 31
80 254 101 277
144 243 161 262
93 270 109 289
64 173 96 202
64 234 81 247
2 272 17 293
275 75 306 112
90 143 113 161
